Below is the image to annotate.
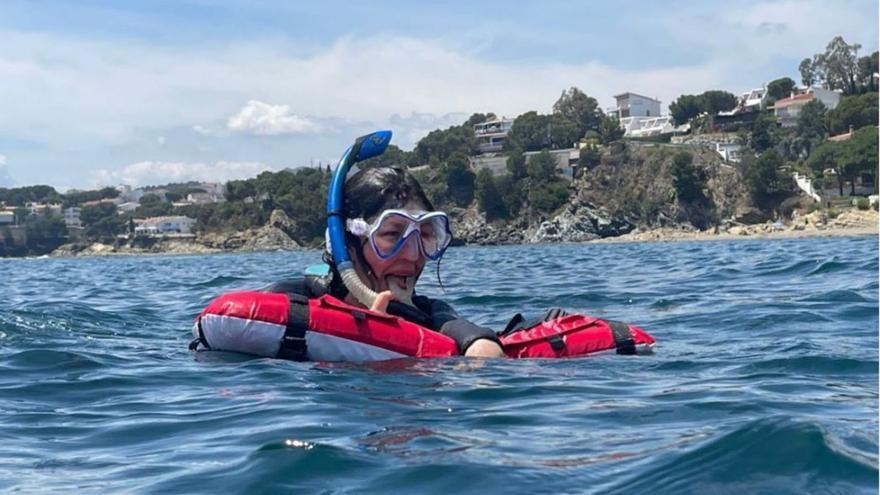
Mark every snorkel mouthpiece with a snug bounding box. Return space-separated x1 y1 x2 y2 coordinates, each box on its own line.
327 130 393 307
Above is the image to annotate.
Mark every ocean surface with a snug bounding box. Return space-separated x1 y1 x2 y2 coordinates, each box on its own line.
1 236 877 494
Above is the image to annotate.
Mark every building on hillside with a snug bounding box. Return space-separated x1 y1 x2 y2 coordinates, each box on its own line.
771 87 841 128
25 203 63 217
63 207 82 227
116 202 140 214
523 148 581 179
198 182 226 197
619 116 677 138
81 199 116 208
186 192 217 204
471 149 580 179
134 216 196 236
671 132 742 163
0 211 14 225
717 87 768 118
469 154 509 176
474 117 514 154
828 127 854 142
607 92 662 119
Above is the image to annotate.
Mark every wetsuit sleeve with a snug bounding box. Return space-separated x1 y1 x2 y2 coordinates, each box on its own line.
422 298 501 355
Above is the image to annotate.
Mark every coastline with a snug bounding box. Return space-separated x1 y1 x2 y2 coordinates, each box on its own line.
39 208 877 258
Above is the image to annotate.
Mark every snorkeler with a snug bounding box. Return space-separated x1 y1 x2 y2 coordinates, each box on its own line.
191 130 654 361
264 166 506 358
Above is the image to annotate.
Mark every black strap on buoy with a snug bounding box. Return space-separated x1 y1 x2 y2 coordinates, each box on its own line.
608 320 636 355
189 318 211 351
277 294 309 361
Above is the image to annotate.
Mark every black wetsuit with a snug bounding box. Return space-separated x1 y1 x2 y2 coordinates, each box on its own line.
263 276 500 355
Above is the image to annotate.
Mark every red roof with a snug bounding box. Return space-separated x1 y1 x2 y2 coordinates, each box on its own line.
772 93 814 108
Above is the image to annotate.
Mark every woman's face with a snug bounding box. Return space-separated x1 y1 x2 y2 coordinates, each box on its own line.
350 206 429 305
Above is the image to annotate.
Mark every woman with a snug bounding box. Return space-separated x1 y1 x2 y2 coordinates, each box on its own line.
263 166 505 358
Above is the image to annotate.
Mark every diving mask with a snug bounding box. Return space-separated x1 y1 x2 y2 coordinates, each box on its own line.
346 209 452 261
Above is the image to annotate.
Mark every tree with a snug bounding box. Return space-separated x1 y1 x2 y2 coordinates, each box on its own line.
745 150 788 206
474 168 507 220
414 122 477 164
670 151 707 203
826 92 879 134
80 202 122 241
597 116 624 144
748 112 779 153
496 174 524 216
807 141 845 196
443 152 475 206
794 99 827 157
669 94 703 125
810 36 862 94
359 144 412 169
856 51 879 92
699 90 738 115
548 114 582 149
225 179 256 202
506 148 528 181
766 77 796 102
578 144 601 170
552 87 602 135
506 111 550 152
839 126 879 194
799 58 816 87
526 150 558 182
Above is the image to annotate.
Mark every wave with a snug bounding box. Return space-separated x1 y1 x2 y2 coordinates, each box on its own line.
603 417 878 495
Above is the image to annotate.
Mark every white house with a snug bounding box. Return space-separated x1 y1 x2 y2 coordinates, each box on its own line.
474 117 514 154
0 211 13 225
116 202 140 214
619 116 676 137
64 207 82 227
772 87 841 127
134 215 196 236
607 92 662 119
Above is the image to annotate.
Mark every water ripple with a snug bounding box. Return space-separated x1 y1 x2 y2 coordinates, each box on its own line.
0 236 876 494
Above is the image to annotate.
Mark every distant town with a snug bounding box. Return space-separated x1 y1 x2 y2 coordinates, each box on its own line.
1 35 877 257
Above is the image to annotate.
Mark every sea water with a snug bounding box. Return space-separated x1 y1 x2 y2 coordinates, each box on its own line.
0 236 877 494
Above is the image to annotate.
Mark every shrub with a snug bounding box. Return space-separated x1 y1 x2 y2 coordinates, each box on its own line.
855 197 870 210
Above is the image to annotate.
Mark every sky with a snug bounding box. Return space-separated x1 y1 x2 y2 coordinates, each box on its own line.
0 0 877 190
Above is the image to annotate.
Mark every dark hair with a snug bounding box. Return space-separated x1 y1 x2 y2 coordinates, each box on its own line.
344 167 434 222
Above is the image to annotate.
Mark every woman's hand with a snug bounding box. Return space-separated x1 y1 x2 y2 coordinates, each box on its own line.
370 290 395 314
464 338 506 358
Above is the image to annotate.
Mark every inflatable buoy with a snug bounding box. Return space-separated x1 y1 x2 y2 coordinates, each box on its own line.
191 291 655 362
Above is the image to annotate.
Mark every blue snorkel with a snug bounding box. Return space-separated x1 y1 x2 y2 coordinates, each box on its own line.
327 130 393 306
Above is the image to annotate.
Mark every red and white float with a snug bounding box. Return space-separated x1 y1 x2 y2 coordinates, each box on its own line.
192 291 655 361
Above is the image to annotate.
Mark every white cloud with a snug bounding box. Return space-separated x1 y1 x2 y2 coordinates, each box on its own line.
93 160 277 187
0 154 11 187
227 100 322 135
0 1 875 187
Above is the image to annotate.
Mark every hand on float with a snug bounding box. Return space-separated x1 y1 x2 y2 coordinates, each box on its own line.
370 290 395 314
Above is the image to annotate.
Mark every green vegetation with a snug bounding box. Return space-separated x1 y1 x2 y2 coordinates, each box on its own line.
744 150 792 208
766 77 796 103
827 92 878 134
799 36 878 95
669 90 738 125
670 151 707 203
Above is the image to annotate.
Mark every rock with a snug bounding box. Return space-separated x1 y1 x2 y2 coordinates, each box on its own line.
238 225 302 251
528 201 634 243
268 209 302 241
733 207 768 225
